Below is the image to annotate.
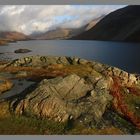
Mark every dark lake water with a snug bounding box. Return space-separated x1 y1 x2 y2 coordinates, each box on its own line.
0 40 140 73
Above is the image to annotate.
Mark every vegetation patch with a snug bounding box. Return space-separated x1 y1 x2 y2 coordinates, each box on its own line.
110 76 140 130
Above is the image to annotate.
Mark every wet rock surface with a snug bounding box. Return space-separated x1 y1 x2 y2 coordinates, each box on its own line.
0 55 140 134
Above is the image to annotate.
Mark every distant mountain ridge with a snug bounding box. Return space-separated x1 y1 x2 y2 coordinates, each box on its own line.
31 28 74 40
0 15 104 42
0 31 30 41
71 6 140 42
30 16 103 40
0 31 30 45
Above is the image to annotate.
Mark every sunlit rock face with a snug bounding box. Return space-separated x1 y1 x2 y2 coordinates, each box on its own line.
11 74 113 124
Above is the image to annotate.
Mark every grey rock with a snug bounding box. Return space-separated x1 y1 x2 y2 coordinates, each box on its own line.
11 74 112 125
14 49 32 53
78 58 89 65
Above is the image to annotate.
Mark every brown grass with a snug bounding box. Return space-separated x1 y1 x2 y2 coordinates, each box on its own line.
0 64 95 80
0 40 8 45
0 78 13 93
110 76 140 129
0 102 10 119
67 125 124 135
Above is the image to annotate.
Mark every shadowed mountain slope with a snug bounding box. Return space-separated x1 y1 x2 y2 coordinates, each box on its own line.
72 6 140 42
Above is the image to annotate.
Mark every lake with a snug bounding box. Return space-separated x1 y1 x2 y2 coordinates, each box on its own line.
0 40 140 73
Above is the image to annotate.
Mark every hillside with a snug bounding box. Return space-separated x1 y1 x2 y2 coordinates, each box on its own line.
31 17 102 40
72 6 140 42
0 31 30 41
31 28 74 40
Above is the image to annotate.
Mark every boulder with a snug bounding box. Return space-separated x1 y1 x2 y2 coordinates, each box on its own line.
11 74 113 125
14 49 32 53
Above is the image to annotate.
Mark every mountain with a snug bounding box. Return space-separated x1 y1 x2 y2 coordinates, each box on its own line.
0 31 31 45
31 16 103 40
0 31 30 41
85 15 105 31
72 6 140 42
31 27 90 40
31 28 74 40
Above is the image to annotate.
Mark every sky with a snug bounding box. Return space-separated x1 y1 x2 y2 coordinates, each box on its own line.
0 5 126 35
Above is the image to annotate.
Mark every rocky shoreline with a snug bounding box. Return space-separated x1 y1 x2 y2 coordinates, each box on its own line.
0 55 140 134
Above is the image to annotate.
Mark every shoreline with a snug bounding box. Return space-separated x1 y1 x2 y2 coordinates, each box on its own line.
0 55 140 134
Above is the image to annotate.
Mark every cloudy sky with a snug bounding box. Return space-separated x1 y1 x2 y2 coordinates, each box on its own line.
0 5 126 35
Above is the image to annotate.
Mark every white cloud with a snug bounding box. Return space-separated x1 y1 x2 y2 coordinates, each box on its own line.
0 5 126 35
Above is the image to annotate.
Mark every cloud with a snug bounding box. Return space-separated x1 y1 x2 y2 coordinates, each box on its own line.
0 5 126 35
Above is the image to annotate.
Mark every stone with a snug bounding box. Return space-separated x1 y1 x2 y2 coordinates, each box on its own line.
15 71 28 77
11 74 112 125
0 78 14 93
88 90 113 122
14 49 32 53
79 58 89 65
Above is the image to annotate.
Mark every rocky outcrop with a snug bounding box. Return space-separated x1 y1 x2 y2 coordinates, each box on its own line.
0 55 140 134
0 78 13 94
10 74 113 125
5 56 137 86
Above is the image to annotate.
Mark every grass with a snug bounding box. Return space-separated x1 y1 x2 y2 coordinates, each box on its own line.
0 64 101 81
0 101 68 135
0 62 139 134
110 76 140 130
0 101 126 135
0 100 127 135
65 123 124 135
0 102 11 118
0 114 125 135
0 114 68 135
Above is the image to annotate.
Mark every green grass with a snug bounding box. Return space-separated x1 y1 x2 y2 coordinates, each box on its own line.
0 115 68 135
